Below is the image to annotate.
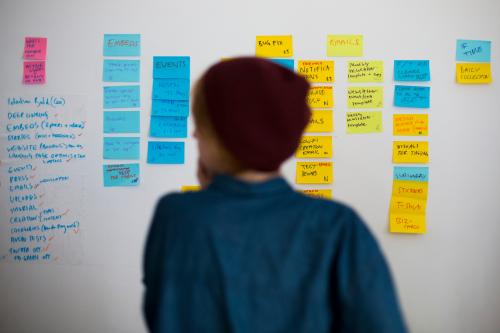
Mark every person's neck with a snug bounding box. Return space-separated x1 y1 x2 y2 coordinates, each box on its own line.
233 169 281 183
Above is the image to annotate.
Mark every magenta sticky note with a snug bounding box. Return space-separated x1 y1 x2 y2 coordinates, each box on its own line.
23 61 46 84
24 37 47 60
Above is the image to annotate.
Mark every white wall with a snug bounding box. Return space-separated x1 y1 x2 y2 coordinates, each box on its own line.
1 0 500 332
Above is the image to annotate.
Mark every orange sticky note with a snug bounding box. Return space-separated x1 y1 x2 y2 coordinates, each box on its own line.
24 37 47 60
456 63 492 84
307 86 333 108
393 114 428 136
392 141 429 164
298 60 334 83
23 61 46 84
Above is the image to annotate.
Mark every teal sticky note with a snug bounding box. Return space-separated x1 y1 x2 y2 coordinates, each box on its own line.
147 141 184 164
394 60 430 81
151 99 189 117
150 116 187 138
103 163 140 187
103 85 140 109
103 137 140 160
153 56 190 79
394 85 430 108
152 79 189 100
393 166 429 182
103 34 141 56
103 111 140 133
270 58 295 71
103 60 140 82
456 39 491 62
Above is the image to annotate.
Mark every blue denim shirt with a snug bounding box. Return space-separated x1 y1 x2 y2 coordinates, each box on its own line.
143 174 407 333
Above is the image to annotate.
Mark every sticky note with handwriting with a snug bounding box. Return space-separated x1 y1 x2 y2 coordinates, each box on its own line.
103 163 140 187
456 63 492 84
456 39 491 62
305 110 333 133
347 86 383 109
346 111 382 134
393 114 428 136
394 85 430 108
103 59 140 82
151 99 189 117
103 34 140 56
296 162 333 184
347 61 383 82
103 137 140 160
393 166 429 182
103 111 140 133
298 60 334 83
389 213 426 234
147 141 184 164
256 35 293 57
390 196 427 215
153 56 190 79
327 35 363 57
152 79 190 100
392 180 428 200
103 85 140 109
392 141 429 164
307 86 333 108
295 136 332 158
24 37 47 60
149 116 187 138
394 60 430 81
300 189 333 199
23 61 45 84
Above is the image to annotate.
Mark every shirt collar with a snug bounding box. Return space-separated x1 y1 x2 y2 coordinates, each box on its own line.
208 173 292 196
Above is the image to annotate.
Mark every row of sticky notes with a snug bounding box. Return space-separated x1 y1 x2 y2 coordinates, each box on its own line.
455 39 492 84
23 37 47 84
389 167 429 234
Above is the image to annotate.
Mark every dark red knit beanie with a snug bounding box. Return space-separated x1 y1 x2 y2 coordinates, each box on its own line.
202 57 311 171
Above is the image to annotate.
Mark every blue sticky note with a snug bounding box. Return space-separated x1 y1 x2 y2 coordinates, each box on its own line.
394 60 430 82
103 137 140 160
456 39 491 62
103 111 140 133
151 99 189 117
153 56 190 79
103 34 141 56
147 141 184 164
393 166 429 182
103 163 140 187
103 85 140 109
269 58 295 71
103 60 140 82
394 85 430 108
152 79 190 100
150 116 187 138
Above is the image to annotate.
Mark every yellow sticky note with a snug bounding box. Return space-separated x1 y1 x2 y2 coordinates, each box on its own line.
392 141 429 164
347 60 384 82
300 189 333 199
307 86 333 108
390 196 427 215
392 180 428 200
327 35 363 57
256 35 293 58
296 136 333 158
346 111 383 134
390 213 426 234
305 110 334 133
181 185 201 192
456 63 492 84
298 60 334 83
296 162 333 184
393 114 428 136
347 86 383 109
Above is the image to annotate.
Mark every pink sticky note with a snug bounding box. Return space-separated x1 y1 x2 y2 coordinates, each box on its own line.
23 61 46 84
24 37 47 60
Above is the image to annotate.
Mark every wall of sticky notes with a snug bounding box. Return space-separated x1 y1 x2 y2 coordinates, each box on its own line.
0 1 499 333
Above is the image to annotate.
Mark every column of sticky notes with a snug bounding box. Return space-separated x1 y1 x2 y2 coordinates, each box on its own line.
390 60 431 233
22 37 47 85
102 34 141 187
147 57 189 164
455 39 492 84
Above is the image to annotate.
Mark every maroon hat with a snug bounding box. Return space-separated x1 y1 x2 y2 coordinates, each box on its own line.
202 57 311 171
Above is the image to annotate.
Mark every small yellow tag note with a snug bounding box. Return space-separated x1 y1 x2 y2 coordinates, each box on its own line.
392 141 429 164
296 162 333 184
347 60 384 82
327 35 363 57
307 86 333 108
346 111 383 134
305 110 334 133
256 35 293 58
456 63 492 84
347 86 383 109
296 136 333 158
181 185 201 192
300 189 333 199
393 114 428 136
390 196 427 215
389 213 426 234
392 180 428 200
297 60 334 83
